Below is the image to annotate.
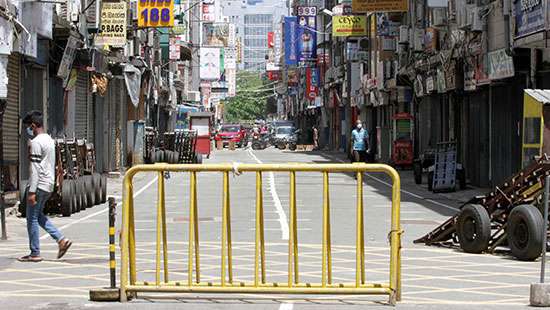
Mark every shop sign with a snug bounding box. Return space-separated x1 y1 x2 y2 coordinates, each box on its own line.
202 3 215 22
284 16 298 66
199 48 220 80
138 0 174 28
464 69 476 91
332 15 367 37
475 54 490 85
445 62 457 91
169 37 180 60
352 0 408 13
306 67 319 100
95 2 127 46
488 48 514 80
436 68 446 93
376 14 400 36
297 12 317 61
513 0 544 38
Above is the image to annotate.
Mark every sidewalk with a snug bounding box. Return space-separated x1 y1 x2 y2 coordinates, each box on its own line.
315 150 489 210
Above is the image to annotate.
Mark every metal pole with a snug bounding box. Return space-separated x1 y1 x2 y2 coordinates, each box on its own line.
108 197 117 288
0 99 6 240
541 176 549 283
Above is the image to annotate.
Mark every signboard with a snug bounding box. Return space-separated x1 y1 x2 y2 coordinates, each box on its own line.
200 48 221 80
513 0 544 38
203 23 229 46
96 2 127 46
488 48 514 80
306 67 319 100
138 0 174 28
297 6 318 16
332 16 367 37
284 16 298 66
352 0 408 12
224 47 236 69
202 3 216 22
297 13 317 61
169 37 180 60
228 24 236 46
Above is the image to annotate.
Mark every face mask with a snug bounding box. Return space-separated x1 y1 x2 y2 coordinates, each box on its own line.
26 127 34 138
356 124 362 129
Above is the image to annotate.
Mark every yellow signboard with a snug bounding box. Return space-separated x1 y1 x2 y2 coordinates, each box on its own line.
138 0 174 28
332 16 367 37
352 0 408 12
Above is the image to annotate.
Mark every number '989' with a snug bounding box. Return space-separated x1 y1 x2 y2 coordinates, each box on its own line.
140 8 171 23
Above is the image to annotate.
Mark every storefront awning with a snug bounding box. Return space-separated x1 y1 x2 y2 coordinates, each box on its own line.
525 89 550 104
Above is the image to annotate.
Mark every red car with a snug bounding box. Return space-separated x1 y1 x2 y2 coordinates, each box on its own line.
215 124 247 148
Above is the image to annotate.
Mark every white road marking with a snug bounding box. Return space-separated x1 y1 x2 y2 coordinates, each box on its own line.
279 303 294 310
40 176 159 240
248 149 290 240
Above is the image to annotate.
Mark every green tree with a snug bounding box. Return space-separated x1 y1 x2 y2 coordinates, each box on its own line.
224 72 274 123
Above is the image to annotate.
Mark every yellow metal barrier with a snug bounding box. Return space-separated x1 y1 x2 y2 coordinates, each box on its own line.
120 163 402 305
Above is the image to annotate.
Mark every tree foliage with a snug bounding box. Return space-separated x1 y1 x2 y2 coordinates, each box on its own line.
224 72 273 123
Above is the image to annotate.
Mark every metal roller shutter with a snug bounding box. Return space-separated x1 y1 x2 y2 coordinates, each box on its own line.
4 54 20 164
75 71 89 139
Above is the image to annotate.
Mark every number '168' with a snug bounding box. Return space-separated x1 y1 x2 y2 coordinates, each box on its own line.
141 8 171 23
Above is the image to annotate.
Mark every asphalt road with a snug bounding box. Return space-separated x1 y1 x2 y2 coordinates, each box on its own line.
0 147 543 309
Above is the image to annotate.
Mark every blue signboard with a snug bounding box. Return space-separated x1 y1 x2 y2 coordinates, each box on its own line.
284 16 298 66
514 0 545 38
297 15 317 61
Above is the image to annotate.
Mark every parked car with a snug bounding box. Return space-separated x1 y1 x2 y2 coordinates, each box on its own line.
214 124 247 148
273 126 299 150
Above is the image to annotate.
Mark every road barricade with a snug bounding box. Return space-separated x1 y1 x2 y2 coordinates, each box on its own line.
119 163 402 304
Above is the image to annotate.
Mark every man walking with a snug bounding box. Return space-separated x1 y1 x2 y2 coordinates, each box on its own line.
351 119 369 163
18 111 71 262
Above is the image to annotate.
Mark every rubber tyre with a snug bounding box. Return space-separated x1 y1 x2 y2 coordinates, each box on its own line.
413 162 422 184
18 187 28 217
195 153 203 164
507 204 544 261
92 173 101 205
456 204 491 253
457 167 466 190
100 174 107 204
61 180 72 217
76 178 84 212
70 180 78 214
278 142 287 150
80 178 89 210
427 171 434 191
289 143 297 151
252 142 261 150
84 175 95 208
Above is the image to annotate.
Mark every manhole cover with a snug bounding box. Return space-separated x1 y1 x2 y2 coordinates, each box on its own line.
401 219 440 225
171 217 217 223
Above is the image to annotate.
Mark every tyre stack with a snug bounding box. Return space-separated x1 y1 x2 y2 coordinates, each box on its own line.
59 173 107 217
150 149 181 164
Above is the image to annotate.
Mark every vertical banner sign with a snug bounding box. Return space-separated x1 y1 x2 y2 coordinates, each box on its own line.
138 0 174 28
284 16 298 66
200 47 221 80
513 0 544 38
297 6 317 62
95 2 127 46
306 67 319 100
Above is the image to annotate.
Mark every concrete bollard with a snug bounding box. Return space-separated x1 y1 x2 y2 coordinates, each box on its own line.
531 283 550 306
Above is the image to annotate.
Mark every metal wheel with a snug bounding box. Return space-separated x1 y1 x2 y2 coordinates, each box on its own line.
456 204 491 253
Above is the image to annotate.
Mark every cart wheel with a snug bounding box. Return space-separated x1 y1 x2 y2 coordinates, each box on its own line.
92 173 102 205
84 175 95 208
507 204 544 261
70 180 78 214
427 171 434 191
456 204 491 254
76 178 85 212
457 167 466 190
173 151 180 164
155 150 164 163
18 187 28 218
100 174 107 204
61 180 72 217
413 162 422 184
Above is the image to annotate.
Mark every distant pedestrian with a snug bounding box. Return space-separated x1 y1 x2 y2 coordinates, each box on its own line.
18 111 72 262
351 119 369 163
312 126 319 149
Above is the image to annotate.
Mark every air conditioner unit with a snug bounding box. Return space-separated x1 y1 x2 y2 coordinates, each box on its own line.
399 26 409 44
186 91 201 102
432 7 447 26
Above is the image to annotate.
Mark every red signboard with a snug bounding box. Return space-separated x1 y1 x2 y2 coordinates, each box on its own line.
267 32 274 48
305 68 318 100
268 71 281 81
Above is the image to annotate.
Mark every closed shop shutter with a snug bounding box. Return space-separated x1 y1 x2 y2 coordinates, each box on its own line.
4 54 20 163
75 71 89 139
